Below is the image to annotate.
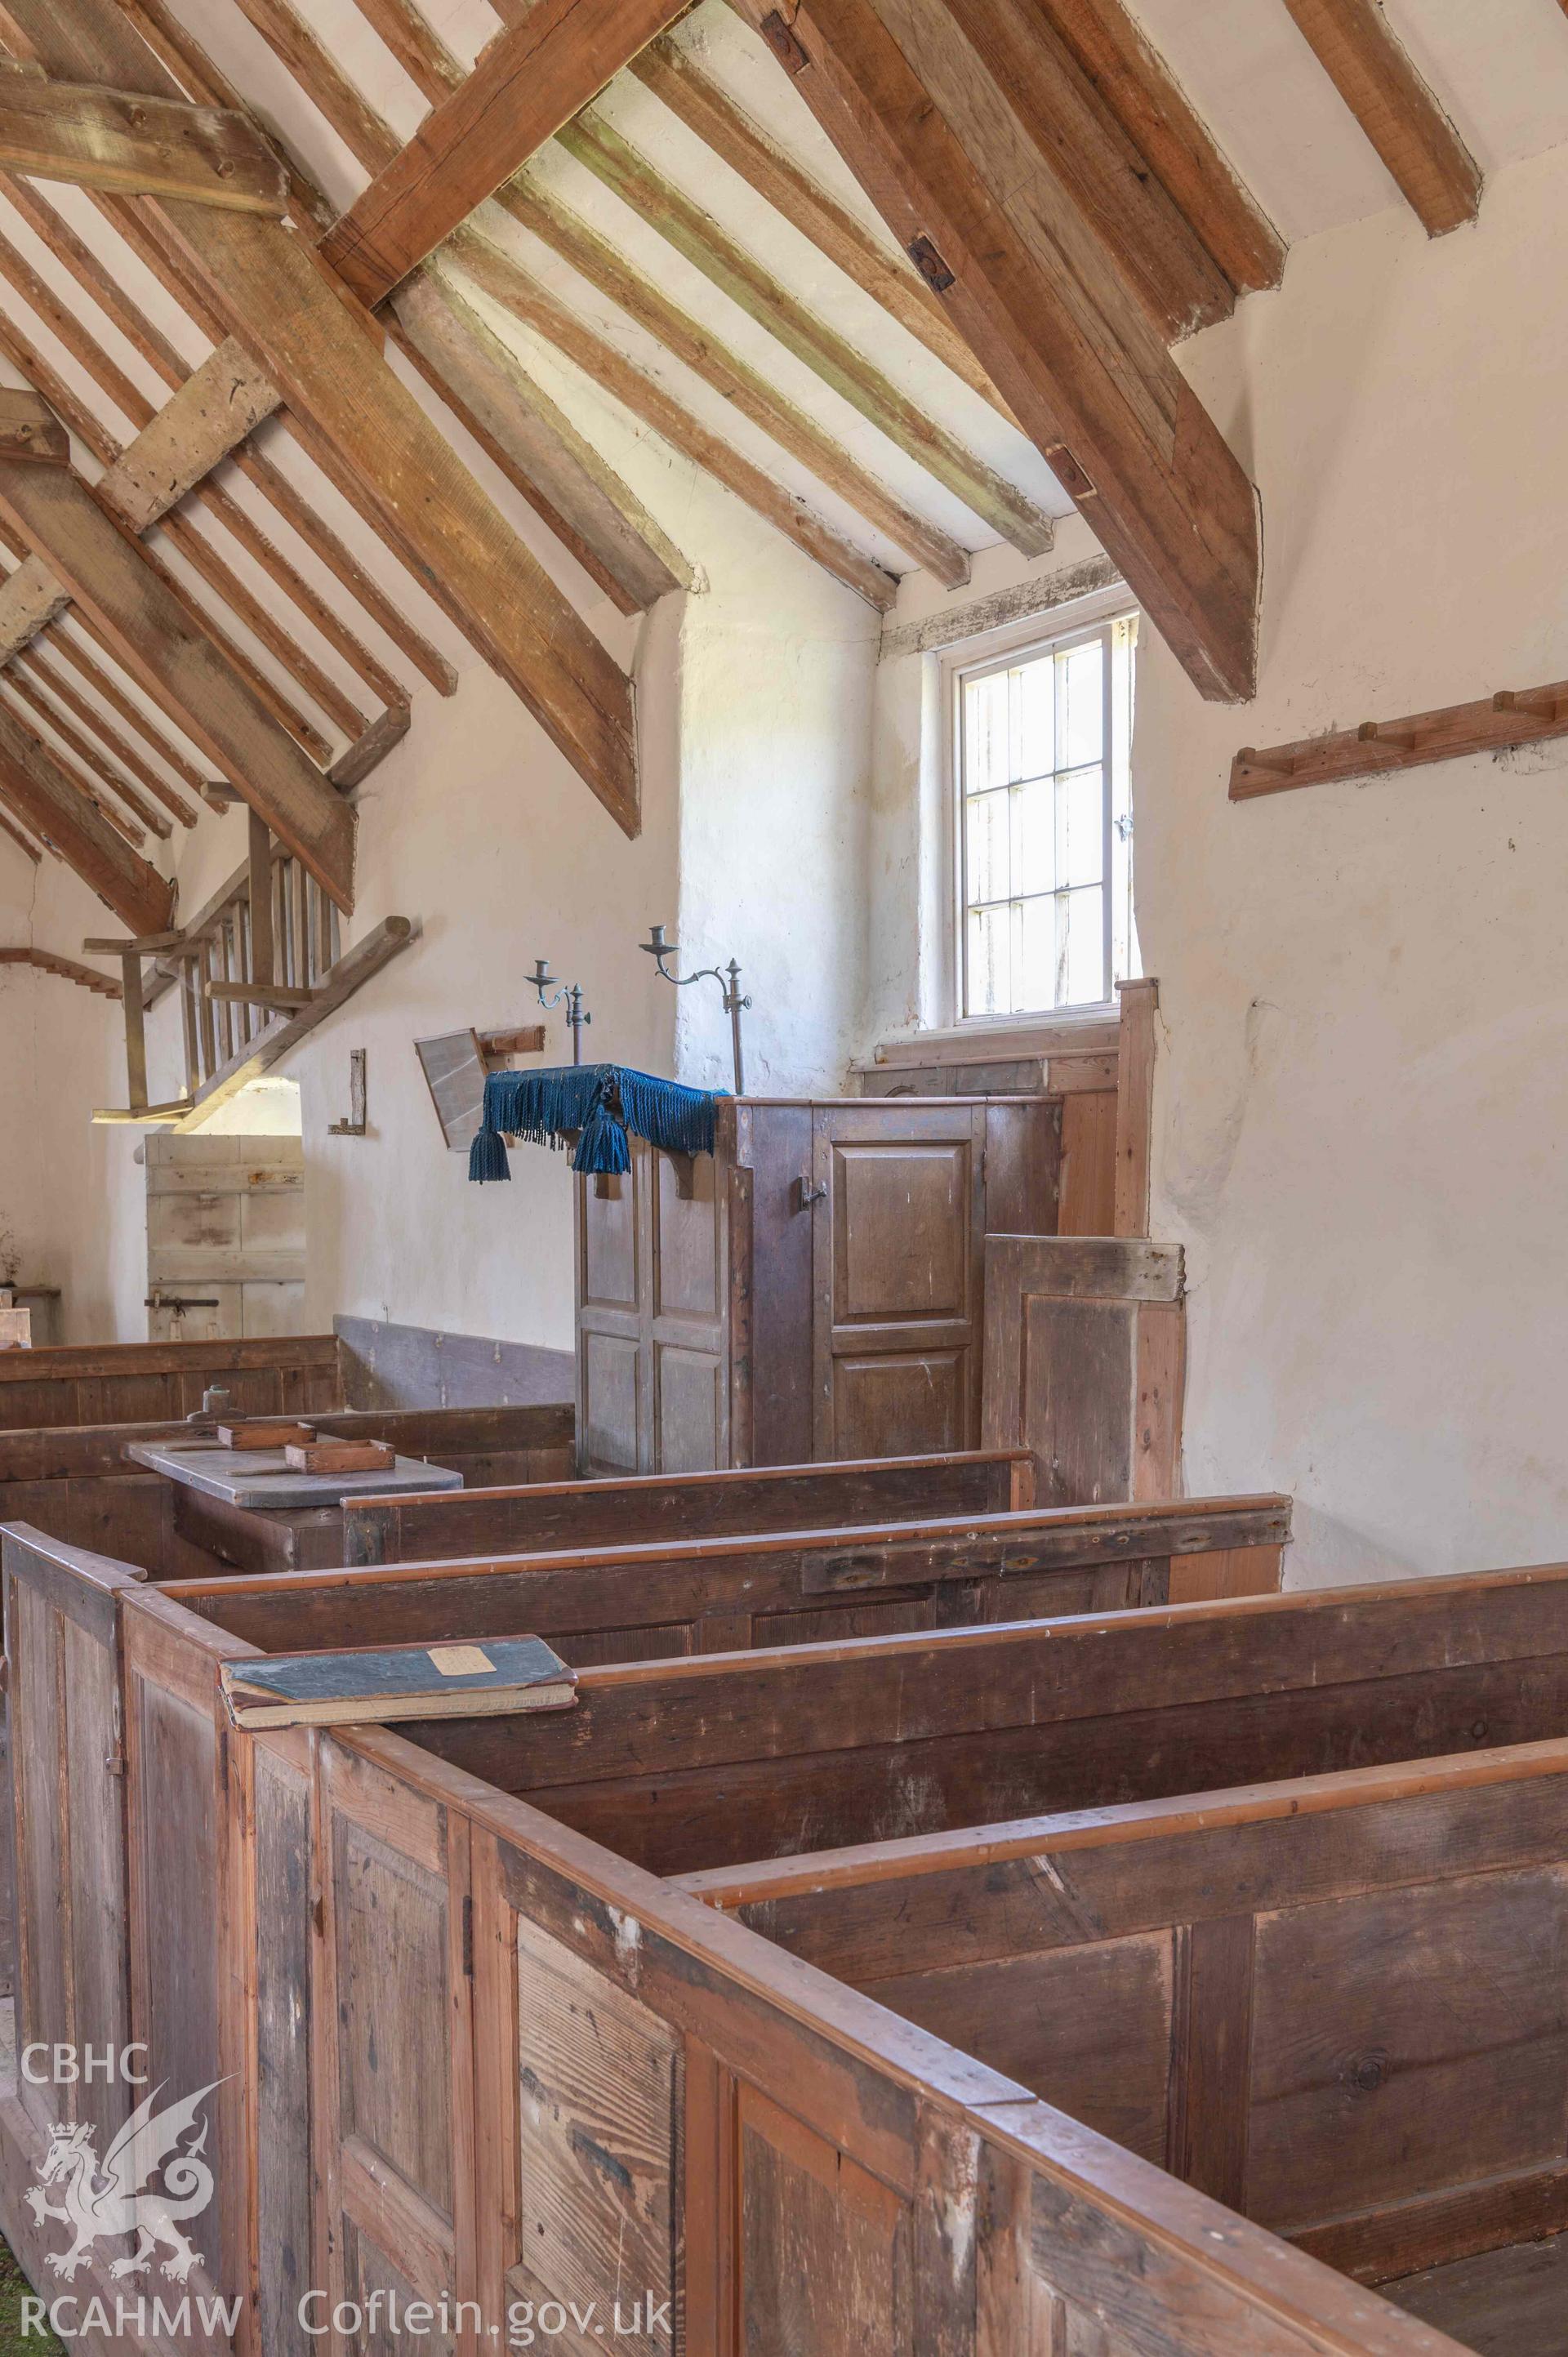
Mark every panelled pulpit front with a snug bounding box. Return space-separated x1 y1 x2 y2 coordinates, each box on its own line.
576 1094 1058 1476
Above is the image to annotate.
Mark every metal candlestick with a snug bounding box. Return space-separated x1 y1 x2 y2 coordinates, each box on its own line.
528 957 592 1065
638 924 751 1096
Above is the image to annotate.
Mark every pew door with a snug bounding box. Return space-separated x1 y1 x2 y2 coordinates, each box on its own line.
313 1736 478 2357
808 1103 987 1460
4 1532 136 2151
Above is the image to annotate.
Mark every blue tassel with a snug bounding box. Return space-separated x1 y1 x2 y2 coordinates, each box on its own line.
470 1063 726 1183
468 1124 511 1183
574 1103 631 1174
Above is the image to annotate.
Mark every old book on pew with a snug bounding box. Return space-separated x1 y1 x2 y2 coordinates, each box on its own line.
220 1634 577 1729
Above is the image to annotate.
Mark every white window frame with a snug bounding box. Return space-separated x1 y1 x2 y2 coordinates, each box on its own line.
942 590 1139 1028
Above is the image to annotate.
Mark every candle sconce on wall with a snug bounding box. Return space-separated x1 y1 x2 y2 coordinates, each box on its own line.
528 957 593 1064
638 925 751 1095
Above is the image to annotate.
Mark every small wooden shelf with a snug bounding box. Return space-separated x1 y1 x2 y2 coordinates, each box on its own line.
1232 677 1568 800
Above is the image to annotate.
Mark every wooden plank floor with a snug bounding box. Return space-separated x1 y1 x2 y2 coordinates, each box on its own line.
1384 2232 1568 2356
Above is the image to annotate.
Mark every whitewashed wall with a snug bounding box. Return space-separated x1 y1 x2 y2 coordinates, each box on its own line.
1138 136 1568 1587
0 853 147 1340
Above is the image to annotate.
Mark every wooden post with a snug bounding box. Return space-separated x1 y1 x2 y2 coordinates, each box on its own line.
120 949 147 1112
1113 977 1158 1239
179 951 198 1099
247 808 273 987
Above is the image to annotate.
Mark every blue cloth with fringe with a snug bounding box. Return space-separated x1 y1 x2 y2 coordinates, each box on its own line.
468 1064 725 1182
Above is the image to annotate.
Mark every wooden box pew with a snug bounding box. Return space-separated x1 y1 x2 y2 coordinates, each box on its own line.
339 1446 1039 1566
0 1332 343 1432
677 1739 1568 2335
0 1523 1469 2357
415 1556 1568 1875
160 1492 1294 1667
0 1401 577 1578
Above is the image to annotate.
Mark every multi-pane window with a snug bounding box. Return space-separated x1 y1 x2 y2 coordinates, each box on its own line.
956 614 1139 1018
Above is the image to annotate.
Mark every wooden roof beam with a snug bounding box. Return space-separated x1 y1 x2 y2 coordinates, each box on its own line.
391 270 696 614
1037 0 1285 298
0 56 287 212
0 691 171 929
555 109 1055 555
1 0 642 834
0 171 456 698
318 0 693 307
0 396 355 904
0 794 42 862
1279 0 1481 236
448 239 898 611
626 35 1017 414
228 0 938 602
732 0 1260 702
492 185 972 586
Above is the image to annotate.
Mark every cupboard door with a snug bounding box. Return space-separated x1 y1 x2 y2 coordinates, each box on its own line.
809 1105 986 1461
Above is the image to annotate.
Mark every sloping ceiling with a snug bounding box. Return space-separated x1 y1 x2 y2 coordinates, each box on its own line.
0 0 1562 916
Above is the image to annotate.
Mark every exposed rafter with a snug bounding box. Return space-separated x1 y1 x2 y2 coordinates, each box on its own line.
0 404 356 904
216 0 997 595
1038 0 1285 298
626 35 1016 414
391 270 696 614
1278 0 1481 237
732 0 1261 701
0 797 42 861
0 59 287 211
318 0 692 306
446 238 899 611
0 690 172 931
554 108 1056 555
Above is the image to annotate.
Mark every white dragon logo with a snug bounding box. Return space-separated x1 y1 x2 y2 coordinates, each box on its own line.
24 2079 222 2283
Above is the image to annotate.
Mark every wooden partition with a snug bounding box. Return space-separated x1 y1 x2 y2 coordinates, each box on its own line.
414 1560 1568 1873
0 1401 576 1577
342 1446 1036 1566
166 1493 1290 1666
982 1233 1185 1506
0 1524 1508 2357
684 1740 1568 2293
0 1333 342 1432
299 1722 1462 2357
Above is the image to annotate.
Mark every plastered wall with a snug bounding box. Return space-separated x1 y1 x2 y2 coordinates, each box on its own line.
0 853 147 1340
1137 136 1568 1586
121 413 875 1353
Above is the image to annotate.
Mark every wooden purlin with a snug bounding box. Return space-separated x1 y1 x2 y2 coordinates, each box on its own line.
728 0 1262 703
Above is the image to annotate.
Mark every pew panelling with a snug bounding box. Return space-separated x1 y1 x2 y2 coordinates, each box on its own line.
983 1233 1186 1505
680 1742 1568 2294
341 1447 1037 1567
0 1402 576 1576
416 1560 1568 1874
164 1494 1291 1665
0 1334 342 1432
0 1523 1511 2357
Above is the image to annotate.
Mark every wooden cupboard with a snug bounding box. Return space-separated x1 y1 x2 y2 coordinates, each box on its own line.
575 1094 1059 1474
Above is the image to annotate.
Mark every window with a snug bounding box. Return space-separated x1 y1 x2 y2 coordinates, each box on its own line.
954 613 1139 1018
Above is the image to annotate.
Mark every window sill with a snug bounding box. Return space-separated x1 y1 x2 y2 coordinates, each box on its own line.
854 1006 1121 1072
